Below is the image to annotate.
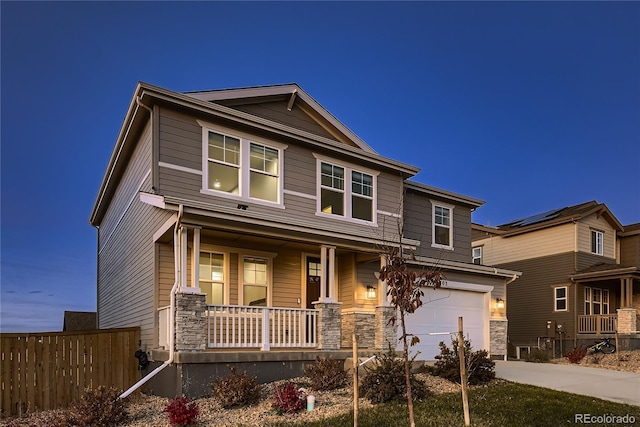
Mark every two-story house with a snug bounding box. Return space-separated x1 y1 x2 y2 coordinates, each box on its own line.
90 82 519 398
472 201 640 358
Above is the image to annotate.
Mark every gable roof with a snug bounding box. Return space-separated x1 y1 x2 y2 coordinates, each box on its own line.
472 201 624 238
404 180 484 208
90 82 420 226
185 83 375 153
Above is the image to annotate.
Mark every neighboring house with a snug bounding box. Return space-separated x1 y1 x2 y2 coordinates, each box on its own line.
472 201 640 358
90 82 519 397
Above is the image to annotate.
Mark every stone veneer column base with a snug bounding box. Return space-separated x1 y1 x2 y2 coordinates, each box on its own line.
175 293 207 351
490 319 508 360
341 312 375 348
314 302 342 350
375 306 397 351
617 308 638 334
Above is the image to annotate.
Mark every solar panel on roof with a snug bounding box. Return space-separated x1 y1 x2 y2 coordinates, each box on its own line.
509 208 564 227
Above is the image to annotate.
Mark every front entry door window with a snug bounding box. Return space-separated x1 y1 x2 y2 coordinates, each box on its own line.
306 257 321 309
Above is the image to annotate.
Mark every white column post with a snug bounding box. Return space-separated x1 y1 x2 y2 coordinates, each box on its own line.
320 246 327 301
180 226 188 292
191 227 201 293
378 254 389 306
328 246 336 302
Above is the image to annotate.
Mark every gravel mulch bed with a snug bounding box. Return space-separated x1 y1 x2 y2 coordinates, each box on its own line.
3 352 638 426
551 350 640 373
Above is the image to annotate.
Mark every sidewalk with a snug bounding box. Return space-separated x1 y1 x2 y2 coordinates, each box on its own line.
495 361 640 406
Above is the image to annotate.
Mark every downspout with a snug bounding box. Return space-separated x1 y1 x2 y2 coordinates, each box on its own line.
120 204 183 399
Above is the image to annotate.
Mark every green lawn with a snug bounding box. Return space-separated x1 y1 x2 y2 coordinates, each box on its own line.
265 381 640 427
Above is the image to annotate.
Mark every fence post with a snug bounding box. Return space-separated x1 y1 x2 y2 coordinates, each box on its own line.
261 308 271 351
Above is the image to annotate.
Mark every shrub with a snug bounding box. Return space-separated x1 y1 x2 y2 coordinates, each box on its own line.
429 339 495 386
212 367 261 408
525 348 551 363
272 381 306 414
164 397 199 426
359 346 429 404
65 386 126 427
304 357 348 391
566 347 587 364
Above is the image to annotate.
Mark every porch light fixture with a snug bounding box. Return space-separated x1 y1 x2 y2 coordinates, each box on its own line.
366 285 376 300
496 298 505 309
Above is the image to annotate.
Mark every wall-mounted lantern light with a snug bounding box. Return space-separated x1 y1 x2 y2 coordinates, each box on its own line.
366 285 377 300
496 298 505 309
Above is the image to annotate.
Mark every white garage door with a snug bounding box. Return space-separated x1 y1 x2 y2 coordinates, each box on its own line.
398 284 490 361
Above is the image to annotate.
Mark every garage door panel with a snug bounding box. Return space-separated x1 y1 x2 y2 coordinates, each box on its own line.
399 288 488 360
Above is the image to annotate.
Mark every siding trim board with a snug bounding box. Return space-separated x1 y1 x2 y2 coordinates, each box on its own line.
159 161 202 176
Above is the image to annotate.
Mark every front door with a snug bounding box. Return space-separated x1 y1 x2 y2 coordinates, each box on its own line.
306 257 321 309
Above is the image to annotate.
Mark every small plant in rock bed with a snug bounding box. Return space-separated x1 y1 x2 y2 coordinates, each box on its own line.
429 338 495 386
164 396 199 426
304 356 348 391
525 348 552 363
272 381 306 414
359 345 429 404
566 346 587 364
65 385 126 427
212 367 261 408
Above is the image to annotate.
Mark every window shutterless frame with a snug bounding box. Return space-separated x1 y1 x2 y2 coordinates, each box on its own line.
199 121 287 207
431 200 454 250
554 286 568 312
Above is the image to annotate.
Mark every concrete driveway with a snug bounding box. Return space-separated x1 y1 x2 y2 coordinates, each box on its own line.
495 361 640 406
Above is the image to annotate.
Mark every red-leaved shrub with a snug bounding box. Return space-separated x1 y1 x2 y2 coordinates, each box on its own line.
566 347 587 364
164 397 199 426
272 382 306 414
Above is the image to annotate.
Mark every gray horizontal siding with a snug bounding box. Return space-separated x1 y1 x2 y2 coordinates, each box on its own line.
156 105 407 244
403 189 472 263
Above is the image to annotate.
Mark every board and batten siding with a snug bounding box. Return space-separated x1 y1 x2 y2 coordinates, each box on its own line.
156 106 405 244
98 122 173 349
403 190 473 263
475 222 575 266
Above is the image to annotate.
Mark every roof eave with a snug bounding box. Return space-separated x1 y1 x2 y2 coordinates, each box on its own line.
404 181 484 208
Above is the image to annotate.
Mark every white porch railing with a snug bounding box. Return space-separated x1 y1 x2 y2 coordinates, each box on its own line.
578 314 617 334
206 305 318 350
158 305 171 349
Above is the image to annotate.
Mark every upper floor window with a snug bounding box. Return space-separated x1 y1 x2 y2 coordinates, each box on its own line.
432 201 454 250
316 156 377 224
554 286 567 311
591 230 604 255
202 126 285 205
472 247 482 265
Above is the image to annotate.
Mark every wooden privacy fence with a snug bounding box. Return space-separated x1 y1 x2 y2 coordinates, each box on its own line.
1 327 140 417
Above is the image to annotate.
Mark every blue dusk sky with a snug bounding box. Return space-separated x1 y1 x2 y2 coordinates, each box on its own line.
1 2 639 332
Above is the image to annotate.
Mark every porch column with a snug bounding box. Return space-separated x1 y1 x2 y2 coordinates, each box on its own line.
378 254 389 306
319 245 336 302
179 226 188 292
627 278 633 307
621 278 631 308
320 247 327 301
315 301 342 350
190 227 201 293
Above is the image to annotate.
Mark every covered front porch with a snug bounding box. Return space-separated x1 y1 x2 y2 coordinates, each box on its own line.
572 265 640 335
155 222 397 354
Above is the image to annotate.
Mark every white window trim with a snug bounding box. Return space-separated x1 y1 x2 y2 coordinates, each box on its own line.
554 286 568 312
313 154 379 226
199 120 287 207
198 249 230 305
431 200 455 250
238 252 275 307
472 246 482 265
591 229 604 256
